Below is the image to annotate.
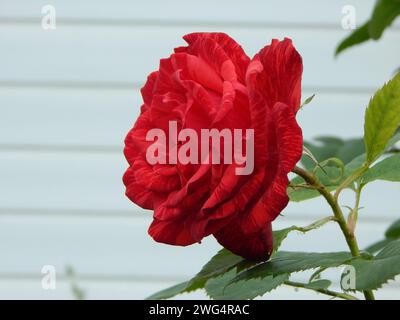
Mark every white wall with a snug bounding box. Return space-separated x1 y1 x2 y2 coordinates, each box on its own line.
0 0 399 299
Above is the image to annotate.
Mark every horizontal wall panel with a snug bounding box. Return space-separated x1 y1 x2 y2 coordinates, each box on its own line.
0 0 380 26
0 151 398 220
0 214 392 278
0 87 141 148
0 278 179 300
0 214 219 279
0 87 371 148
0 151 130 211
0 26 399 89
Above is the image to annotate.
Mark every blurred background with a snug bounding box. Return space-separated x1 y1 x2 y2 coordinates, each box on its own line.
0 0 399 299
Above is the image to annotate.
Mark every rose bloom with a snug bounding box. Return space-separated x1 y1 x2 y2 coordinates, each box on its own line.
123 33 303 262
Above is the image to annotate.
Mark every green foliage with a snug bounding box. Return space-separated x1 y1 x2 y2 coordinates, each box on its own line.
65 265 86 300
186 248 246 291
289 158 364 202
290 73 400 203
146 249 245 299
378 238 400 256
365 239 393 254
146 229 339 300
336 22 370 56
365 219 400 253
289 136 370 202
272 227 297 253
336 0 400 55
301 137 364 169
388 131 400 148
146 281 189 300
364 73 400 164
386 219 400 238
361 155 400 184
148 221 400 299
231 251 353 283
298 73 400 176
348 240 400 291
304 279 332 290
300 94 316 109
205 269 288 300
369 0 400 39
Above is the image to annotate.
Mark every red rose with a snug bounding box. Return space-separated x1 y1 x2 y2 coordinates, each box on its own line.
123 33 303 262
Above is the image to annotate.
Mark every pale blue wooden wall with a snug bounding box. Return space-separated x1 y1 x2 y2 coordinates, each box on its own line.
0 0 399 299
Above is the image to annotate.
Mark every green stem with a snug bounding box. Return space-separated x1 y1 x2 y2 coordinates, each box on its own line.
284 280 359 300
292 166 375 300
293 216 337 233
334 165 368 200
347 184 363 236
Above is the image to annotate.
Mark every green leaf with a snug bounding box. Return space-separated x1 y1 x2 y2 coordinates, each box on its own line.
335 22 370 56
335 1 400 55
342 132 400 181
385 219 400 238
272 227 297 253
146 281 189 300
362 155 400 184
302 137 365 169
335 139 366 164
300 94 315 108
350 257 400 291
302 133 399 188
273 219 335 252
292 137 367 202
146 226 305 300
305 279 332 290
148 249 246 299
191 228 304 285
205 269 288 300
343 154 366 175
301 137 342 170
387 130 400 148
349 239 400 291
365 218 400 253
231 251 353 283
377 238 400 257
186 248 245 291
146 249 248 299
368 0 400 39
288 187 321 202
365 238 393 254
364 73 400 164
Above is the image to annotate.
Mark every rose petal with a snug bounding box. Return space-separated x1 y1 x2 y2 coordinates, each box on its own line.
183 33 250 82
248 38 302 113
214 218 273 262
141 71 159 107
257 102 303 221
148 216 198 246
